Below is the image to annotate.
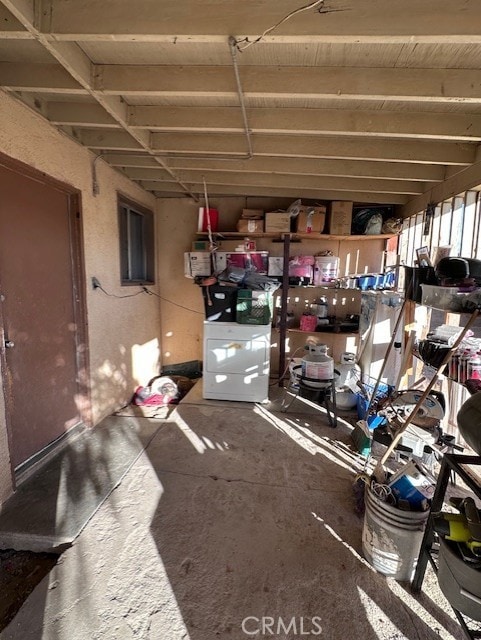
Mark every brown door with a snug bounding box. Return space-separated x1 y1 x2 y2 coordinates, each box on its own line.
0 163 84 469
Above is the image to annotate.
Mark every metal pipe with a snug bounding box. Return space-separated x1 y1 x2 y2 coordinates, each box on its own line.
228 36 254 159
91 154 103 196
90 36 254 189
91 151 199 201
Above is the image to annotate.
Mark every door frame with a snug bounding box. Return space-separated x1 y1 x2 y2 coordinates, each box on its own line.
0 151 91 487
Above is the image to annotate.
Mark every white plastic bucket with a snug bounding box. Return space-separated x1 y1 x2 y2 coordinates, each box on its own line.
313 256 340 285
362 486 429 581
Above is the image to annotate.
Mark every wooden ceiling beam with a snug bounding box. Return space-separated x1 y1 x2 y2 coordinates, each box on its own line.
20 34 481 45
0 61 86 92
402 159 481 217
77 129 144 150
129 170 425 195
129 105 481 142
104 154 445 182
35 0 481 41
146 132 474 166
0 1 198 199
47 102 120 127
164 157 446 182
47 102 481 143
144 182 409 205
94 65 481 104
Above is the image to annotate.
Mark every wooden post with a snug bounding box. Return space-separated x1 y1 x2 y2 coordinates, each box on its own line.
278 233 291 386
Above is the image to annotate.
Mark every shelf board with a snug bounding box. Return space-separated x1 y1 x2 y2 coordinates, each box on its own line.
196 232 395 241
273 327 359 337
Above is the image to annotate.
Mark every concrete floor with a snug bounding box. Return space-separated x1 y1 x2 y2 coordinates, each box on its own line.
1 383 467 640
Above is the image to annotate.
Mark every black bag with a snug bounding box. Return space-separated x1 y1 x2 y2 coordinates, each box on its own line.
352 208 389 234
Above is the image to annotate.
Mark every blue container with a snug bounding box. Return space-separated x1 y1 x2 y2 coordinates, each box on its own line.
356 395 386 430
358 275 376 291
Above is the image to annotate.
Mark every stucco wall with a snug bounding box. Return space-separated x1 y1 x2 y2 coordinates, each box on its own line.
0 91 160 498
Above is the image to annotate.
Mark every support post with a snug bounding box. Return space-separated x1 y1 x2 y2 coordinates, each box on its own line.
278 233 291 386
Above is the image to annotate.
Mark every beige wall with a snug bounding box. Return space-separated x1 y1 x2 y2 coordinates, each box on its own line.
0 91 160 499
157 196 390 372
156 196 293 367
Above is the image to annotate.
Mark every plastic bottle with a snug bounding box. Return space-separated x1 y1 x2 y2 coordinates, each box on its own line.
449 351 459 381
458 351 470 384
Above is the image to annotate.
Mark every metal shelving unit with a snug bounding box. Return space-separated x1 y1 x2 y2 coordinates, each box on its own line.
411 454 481 639
197 230 396 385
196 232 394 241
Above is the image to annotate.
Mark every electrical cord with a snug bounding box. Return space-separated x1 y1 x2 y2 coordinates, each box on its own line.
94 279 205 314
97 284 146 299
235 0 325 51
371 481 396 505
142 287 205 315
269 345 305 386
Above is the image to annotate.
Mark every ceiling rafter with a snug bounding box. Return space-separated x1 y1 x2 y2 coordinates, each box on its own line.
0 0 198 199
126 169 424 195
42 102 481 143
92 64 481 104
2 0 481 208
145 182 410 205
33 0 481 42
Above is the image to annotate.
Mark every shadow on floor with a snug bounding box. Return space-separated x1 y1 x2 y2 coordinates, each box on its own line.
1 387 467 640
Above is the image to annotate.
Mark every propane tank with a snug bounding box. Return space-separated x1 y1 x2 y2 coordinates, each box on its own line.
335 352 361 409
301 341 334 387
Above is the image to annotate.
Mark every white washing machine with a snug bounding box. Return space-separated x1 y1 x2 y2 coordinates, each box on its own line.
203 321 271 402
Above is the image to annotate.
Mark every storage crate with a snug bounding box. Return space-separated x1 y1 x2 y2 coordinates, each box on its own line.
420 284 462 311
236 290 273 325
202 284 238 322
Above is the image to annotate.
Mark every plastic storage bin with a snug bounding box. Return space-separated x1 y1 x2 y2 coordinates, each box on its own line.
236 290 273 325
420 284 462 311
403 266 437 302
203 284 238 322
356 395 386 429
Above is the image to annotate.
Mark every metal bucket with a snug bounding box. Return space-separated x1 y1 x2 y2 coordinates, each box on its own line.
362 486 429 581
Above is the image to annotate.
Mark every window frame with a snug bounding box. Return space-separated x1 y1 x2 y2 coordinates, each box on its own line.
117 195 155 286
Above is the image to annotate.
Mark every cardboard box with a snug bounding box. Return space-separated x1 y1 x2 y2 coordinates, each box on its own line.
236 219 264 233
295 207 326 233
388 460 435 510
184 252 212 278
242 208 264 219
328 201 353 235
264 211 291 233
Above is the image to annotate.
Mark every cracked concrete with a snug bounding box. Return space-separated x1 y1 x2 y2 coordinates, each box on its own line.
1 385 467 639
